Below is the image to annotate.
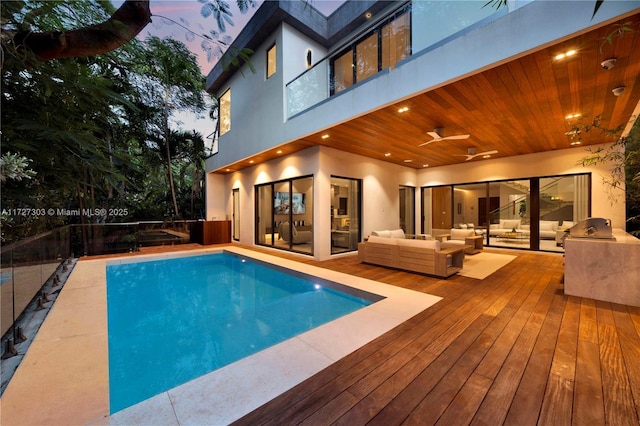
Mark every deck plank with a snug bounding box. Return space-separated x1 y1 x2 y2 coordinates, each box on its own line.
203 247 640 426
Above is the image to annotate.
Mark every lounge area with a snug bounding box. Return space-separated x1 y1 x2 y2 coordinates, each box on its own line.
358 235 465 278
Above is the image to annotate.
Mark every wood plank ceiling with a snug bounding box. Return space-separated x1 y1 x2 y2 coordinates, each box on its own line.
217 13 640 173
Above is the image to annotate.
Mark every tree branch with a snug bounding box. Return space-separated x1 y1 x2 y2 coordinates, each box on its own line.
13 1 151 61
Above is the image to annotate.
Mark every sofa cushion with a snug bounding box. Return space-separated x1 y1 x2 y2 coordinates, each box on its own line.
562 221 574 229
500 219 521 230
368 235 398 245
459 224 468 229
539 220 558 231
371 230 391 238
450 228 474 240
397 238 440 250
389 228 406 239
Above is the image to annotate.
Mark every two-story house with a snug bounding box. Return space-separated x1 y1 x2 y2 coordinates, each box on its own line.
204 0 640 260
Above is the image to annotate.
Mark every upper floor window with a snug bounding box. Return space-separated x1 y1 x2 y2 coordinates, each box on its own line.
267 44 276 79
219 89 231 136
331 6 411 95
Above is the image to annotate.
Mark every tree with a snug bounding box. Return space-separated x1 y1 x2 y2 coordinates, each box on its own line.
134 36 207 218
1 0 255 65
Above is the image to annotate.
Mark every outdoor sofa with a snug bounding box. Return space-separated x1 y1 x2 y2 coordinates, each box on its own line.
436 228 484 254
358 235 465 278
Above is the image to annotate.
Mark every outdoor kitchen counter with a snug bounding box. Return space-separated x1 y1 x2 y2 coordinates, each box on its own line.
564 228 640 306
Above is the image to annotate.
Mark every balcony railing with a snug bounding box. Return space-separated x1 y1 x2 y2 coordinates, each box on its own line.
286 0 504 118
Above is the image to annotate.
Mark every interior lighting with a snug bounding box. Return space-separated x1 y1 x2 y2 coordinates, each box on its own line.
365 12 372 19
321 134 330 139
482 155 492 159
422 164 429 168
276 150 282 154
249 160 254 164
384 152 391 157
225 168 230 172
570 141 581 146
398 106 409 113
565 113 581 119
403 159 412 163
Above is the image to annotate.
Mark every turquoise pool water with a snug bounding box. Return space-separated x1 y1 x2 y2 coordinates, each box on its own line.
106 252 380 413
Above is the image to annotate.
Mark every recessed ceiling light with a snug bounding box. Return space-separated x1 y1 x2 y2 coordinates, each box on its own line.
555 49 577 60
365 12 372 19
276 150 282 154
398 106 409 113
384 152 391 157
225 168 230 172
570 141 581 146
321 134 330 139
403 159 412 163
482 155 491 159
422 164 429 168
249 160 254 164
565 113 581 119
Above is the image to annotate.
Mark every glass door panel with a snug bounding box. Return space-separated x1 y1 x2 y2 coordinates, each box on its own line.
399 186 415 235
332 50 353 94
331 177 361 255
539 174 590 252
256 185 272 246
488 180 530 249
356 32 379 83
382 11 411 70
232 188 240 241
452 183 487 239
431 186 452 238
290 176 313 255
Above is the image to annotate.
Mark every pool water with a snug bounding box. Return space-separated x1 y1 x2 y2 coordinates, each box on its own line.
106 252 378 413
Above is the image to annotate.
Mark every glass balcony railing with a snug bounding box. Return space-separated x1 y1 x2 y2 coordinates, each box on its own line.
286 1 502 118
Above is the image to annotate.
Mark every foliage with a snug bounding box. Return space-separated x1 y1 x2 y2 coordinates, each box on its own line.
577 116 640 237
0 152 37 182
1 1 214 243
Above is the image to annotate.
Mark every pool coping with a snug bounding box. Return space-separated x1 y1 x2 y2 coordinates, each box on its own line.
0 246 442 425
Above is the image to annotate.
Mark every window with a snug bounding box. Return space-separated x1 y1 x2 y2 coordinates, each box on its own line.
382 11 411 70
330 6 411 95
219 89 231 135
332 50 354 94
267 44 276 79
356 32 379 82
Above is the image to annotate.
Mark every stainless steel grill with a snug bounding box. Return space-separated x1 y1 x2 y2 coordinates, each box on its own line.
562 218 615 246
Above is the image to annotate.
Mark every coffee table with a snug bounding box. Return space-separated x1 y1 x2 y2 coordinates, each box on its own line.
497 231 528 243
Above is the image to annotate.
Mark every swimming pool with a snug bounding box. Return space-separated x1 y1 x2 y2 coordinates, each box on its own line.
106 252 382 413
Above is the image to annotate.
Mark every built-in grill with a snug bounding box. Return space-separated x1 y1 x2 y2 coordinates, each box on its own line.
561 218 615 246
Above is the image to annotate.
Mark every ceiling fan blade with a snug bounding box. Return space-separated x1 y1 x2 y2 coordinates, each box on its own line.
442 134 470 140
418 139 438 147
426 131 441 140
478 150 498 156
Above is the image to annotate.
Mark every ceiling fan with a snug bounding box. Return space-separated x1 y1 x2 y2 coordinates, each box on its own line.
455 147 498 161
418 127 470 147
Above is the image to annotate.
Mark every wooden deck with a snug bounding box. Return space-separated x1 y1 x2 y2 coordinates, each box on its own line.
229 247 640 425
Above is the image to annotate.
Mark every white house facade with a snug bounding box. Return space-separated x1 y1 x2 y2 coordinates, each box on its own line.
204 0 640 260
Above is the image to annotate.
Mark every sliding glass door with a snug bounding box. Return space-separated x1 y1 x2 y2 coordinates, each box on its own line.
422 173 591 252
331 176 361 255
256 176 313 255
399 186 415 235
